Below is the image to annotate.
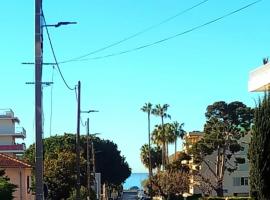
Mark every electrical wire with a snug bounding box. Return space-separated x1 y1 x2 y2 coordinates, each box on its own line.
68 0 262 61
42 11 76 91
59 0 210 64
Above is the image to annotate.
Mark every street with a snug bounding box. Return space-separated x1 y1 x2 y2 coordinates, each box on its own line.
122 191 138 200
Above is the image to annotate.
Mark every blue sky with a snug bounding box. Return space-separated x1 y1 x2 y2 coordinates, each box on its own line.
1 0 269 172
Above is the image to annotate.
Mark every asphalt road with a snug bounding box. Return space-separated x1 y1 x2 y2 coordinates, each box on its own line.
122 191 138 200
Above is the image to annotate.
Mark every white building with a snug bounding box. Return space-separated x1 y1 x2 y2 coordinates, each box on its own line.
0 109 26 156
248 62 270 92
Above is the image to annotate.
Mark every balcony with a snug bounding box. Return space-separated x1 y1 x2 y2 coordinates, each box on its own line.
0 127 26 138
15 127 26 138
0 109 19 122
249 63 270 92
0 143 26 153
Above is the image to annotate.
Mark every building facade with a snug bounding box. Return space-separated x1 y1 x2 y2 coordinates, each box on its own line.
0 109 33 199
183 131 250 197
0 109 26 156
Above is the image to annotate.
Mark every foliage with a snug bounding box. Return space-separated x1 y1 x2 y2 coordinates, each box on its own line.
140 144 162 170
190 101 253 197
166 152 190 173
146 171 189 199
23 133 131 199
249 93 270 200
0 169 17 200
67 186 96 200
152 104 171 167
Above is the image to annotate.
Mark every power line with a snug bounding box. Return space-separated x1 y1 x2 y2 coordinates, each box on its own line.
59 0 210 64
69 0 262 61
42 11 76 91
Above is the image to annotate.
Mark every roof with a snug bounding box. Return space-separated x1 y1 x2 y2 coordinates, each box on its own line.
0 153 31 168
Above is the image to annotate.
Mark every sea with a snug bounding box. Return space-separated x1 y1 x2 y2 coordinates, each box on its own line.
123 173 149 190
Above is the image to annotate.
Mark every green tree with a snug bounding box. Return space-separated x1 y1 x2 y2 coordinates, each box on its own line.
140 144 162 171
249 93 270 200
190 101 253 197
152 104 171 167
23 134 131 199
0 169 17 200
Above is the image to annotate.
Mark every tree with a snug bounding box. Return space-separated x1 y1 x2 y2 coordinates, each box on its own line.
249 93 270 200
146 171 189 200
141 103 153 179
23 134 131 199
190 101 253 197
0 169 17 200
151 124 168 169
140 144 162 171
152 104 171 167
170 121 185 161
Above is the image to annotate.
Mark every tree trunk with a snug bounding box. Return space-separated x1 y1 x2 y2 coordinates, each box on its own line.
162 141 166 170
175 140 177 161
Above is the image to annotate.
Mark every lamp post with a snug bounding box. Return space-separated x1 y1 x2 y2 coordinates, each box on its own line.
81 110 99 200
43 21 77 28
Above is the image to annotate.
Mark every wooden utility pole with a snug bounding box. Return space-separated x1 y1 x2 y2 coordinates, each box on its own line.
35 0 44 199
76 81 81 200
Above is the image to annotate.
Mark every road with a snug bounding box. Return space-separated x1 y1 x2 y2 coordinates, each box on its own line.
122 190 137 200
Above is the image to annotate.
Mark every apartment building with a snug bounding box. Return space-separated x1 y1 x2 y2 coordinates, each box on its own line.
0 109 26 156
0 109 33 199
183 131 250 197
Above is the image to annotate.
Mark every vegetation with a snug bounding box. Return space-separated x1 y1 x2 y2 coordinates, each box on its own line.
190 101 253 197
152 104 171 168
0 169 17 200
23 133 131 199
141 102 154 196
140 144 162 170
145 170 189 200
249 93 270 200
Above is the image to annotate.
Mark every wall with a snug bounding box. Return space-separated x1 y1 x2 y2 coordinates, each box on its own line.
5 167 34 200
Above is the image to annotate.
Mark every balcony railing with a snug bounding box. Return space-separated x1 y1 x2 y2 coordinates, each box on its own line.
0 143 26 153
0 109 14 118
15 127 26 138
0 127 26 138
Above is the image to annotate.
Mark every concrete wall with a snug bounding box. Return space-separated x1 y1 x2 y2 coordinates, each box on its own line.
0 119 15 134
5 167 34 200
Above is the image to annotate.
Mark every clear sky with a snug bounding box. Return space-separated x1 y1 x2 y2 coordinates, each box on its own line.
1 0 269 172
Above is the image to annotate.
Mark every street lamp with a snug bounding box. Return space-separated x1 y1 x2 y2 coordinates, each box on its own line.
42 21 77 28
81 110 99 200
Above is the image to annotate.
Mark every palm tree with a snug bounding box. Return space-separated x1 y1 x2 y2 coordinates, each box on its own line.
141 103 153 178
140 144 162 171
151 124 166 169
171 121 185 160
152 104 171 167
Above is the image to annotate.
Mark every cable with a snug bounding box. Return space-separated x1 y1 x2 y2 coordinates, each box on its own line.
59 0 210 64
42 11 76 91
70 0 262 61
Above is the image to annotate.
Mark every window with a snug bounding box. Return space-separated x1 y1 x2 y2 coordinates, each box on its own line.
233 177 248 186
241 177 248 186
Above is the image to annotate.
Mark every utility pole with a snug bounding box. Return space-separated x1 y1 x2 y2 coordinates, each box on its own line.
92 140 96 193
86 118 91 200
35 0 44 199
76 81 81 200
